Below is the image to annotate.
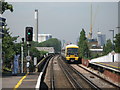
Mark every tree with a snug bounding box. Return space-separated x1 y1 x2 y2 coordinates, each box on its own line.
2 27 19 68
38 38 61 53
103 39 113 55
78 28 90 59
78 28 86 47
1 1 14 71
22 41 48 58
0 1 13 38
0 1 13 14
114 33 120 53
30 47 46 58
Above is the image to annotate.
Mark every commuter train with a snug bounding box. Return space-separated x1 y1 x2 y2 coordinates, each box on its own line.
64 44 80 63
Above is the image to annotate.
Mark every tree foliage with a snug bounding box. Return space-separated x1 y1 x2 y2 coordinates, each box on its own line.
21 41 44 58
114 33 120 53
2 27 19 68
78 29 91 59
0 1 13 14
1 1 15 69
38 38 61 53
103 39 113 55
78 28 86 46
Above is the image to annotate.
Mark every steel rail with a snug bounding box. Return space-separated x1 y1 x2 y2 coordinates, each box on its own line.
59 56 101 90
58 56 83 89
58 61 82 89
50 56 55 90
69 64 101 90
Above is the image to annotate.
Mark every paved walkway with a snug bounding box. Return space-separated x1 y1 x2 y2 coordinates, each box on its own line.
19 72 39 89
2 73 26 89
2 72 39 89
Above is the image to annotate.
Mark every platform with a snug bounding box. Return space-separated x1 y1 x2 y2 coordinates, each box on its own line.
2 72 39 89
2 73 24 89
19 72 39 89
90 62 120 73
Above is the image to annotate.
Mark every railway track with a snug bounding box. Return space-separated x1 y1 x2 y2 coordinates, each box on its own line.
76 64 120 89
42 55 119 89
58 57 83 89
44 55 73 89
50 56 55 89
58 56 101 89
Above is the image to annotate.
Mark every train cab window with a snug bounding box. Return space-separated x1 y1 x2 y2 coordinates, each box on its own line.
67 48 78 55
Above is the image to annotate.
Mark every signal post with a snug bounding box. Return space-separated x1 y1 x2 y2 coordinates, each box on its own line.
25 27 33 72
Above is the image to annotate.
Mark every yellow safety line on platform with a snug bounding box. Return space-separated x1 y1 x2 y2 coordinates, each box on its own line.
96 62 120 69
13 72 29 90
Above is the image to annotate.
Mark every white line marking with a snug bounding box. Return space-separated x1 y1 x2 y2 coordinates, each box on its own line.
35 72 43 90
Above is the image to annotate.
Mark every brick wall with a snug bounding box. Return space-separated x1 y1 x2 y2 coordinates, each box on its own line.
104 70 120 83
82 59 89 67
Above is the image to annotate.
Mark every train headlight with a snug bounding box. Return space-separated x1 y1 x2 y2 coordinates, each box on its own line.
75 57 79 60
66 57 70 60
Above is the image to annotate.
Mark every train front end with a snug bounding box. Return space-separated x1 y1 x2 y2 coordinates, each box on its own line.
65 44 79 63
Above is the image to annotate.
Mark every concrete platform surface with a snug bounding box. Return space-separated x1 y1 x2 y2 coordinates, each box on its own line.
2 73 26 89
2 72 39 89
19 72 39 89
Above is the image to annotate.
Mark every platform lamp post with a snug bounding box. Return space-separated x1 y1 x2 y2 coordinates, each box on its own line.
109 30 114 62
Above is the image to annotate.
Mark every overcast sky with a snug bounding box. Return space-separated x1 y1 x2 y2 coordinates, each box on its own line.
3 1 118 44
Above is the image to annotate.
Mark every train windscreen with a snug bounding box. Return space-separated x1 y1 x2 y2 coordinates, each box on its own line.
67 48 78 55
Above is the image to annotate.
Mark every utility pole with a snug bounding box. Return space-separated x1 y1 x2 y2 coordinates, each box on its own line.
21 43 23 73
21 38 24 73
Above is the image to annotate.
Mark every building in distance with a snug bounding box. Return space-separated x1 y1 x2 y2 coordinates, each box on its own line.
33 34 52 43
87 31 106 55
36 47 54 54
97 31 106 48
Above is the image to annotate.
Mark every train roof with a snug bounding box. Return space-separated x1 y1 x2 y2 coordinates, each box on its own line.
66 44 79 48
